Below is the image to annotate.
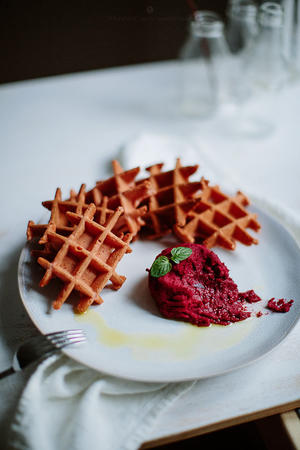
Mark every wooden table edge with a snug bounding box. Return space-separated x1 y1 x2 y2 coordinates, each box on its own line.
141 399 300 449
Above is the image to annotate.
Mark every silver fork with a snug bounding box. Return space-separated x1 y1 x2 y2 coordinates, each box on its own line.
0 329 87 379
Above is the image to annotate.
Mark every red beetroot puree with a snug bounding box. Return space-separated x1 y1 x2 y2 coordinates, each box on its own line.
148 243 252 327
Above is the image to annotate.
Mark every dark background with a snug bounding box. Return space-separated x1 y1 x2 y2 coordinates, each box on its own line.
0 0 227 84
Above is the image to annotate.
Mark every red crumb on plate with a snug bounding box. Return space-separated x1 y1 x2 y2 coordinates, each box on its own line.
238 290 262 303
267 298 294 313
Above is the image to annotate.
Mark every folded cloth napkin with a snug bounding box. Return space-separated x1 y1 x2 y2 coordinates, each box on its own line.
8 133 300 450
8 355 193 450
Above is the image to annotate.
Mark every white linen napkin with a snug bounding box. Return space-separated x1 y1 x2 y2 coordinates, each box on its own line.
8 355 192 450
8 133 300 450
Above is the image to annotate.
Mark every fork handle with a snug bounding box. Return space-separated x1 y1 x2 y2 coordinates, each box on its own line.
0 367 16 380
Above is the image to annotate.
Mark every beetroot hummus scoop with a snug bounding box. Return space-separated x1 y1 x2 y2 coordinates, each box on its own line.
148 243 253 327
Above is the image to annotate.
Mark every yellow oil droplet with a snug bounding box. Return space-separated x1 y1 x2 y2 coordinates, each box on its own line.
76 309 257 362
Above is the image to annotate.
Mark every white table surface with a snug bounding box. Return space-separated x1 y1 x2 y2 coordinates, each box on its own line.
0 61 300 448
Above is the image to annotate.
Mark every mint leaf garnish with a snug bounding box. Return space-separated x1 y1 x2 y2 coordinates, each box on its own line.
150 256 172 278
150 247 193 278
170 247 193 264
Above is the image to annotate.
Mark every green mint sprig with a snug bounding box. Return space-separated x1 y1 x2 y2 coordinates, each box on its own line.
170 246 193 264
150 247 192 278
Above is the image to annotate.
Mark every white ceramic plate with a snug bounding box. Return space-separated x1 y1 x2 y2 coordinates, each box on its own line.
18 206 300 382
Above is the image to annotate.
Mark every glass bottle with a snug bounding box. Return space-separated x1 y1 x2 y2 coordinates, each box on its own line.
238 2 288 99
226 0 258 54
229 2 288 137
256 2 287 89
179 11 232 118
295 0 300 73
279 0 300 77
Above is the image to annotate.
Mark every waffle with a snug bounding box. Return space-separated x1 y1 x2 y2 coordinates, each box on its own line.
87 160 139 198
174 178 261 250
27 185 114 257
27 185 86 244
137 158 202 239
37 204 133 313
86 160 152 237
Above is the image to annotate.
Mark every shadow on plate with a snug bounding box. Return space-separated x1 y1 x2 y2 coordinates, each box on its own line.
127 275 162 319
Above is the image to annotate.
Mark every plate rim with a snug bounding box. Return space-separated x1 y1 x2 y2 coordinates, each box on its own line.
17 204 300 382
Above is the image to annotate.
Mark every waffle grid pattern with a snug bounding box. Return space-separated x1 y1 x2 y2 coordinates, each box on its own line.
174 178 261 250
37 204 132 313
138 158 202 239
27 185 113 255
86 160 151 237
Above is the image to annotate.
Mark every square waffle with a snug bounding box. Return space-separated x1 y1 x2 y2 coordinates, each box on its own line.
37 204 133 313
174 178 261 250
27 184 114 257
85 160 152 237
27 184 87 244
137 158 202 239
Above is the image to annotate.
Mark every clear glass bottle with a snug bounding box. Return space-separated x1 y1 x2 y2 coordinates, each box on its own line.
228 2 289 137
243 2 288 94
279 0 300 77
179 11 232 118
295 0 300 74
226 0 258 54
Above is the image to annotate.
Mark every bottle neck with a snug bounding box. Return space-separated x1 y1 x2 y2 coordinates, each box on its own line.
227 2 257 23
257 2 283 49
191 11 224 38
258 2 283 28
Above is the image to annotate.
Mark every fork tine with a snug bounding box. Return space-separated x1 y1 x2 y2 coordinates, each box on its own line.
47 330 86 342
46 329 86 339
48 334 87 348
0 329 88 377
58 337 87 349
18 330 87 357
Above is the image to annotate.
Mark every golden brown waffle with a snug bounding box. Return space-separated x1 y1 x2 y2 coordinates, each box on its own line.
27 185 113 257
174 178 261 250
37 204 133 313
86 160 152 237
87 160 139 198
137 158 202 239
27 185 86 244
